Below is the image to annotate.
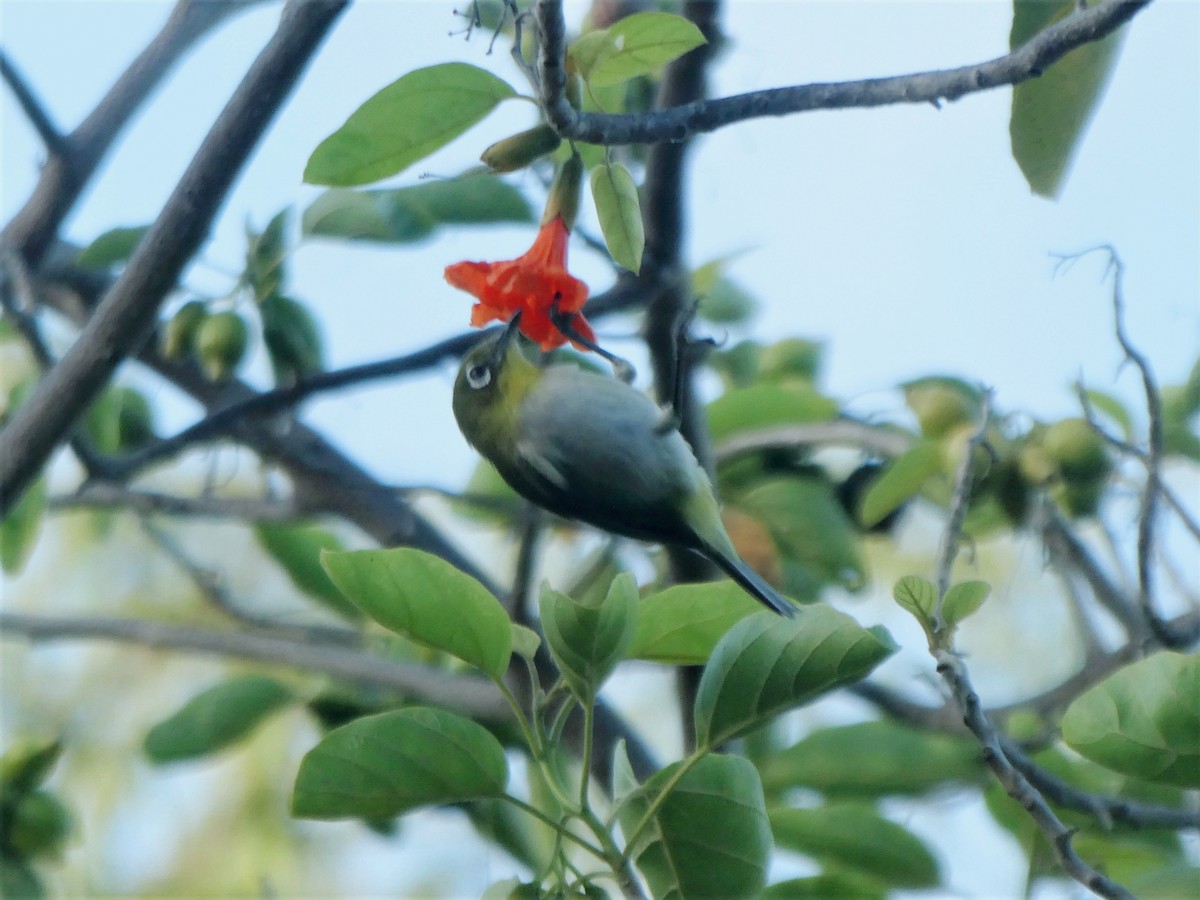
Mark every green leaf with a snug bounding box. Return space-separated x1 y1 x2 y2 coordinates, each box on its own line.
245 208 289 301
305 63 516 186
260 295 324 385
630 581 762 665
707 384 838 443
292 707 508 819
859 441 942 528
619 754 770 900
539 574 637 702
1125 864 1200 900
1 477 46 576
589 161 643 273
510 623 541 660
769 803 941 888
941 580 991 628
321 548 512 679
762 721 984 798
1083 388 1133 440
0 739 63 794
697 276 758 326
1 855 44 899
1010 0 1127 198
587 12 707 87
75 225 150 268
303 172 532 243
694 609 895 748
732 476 865 595
143 675 294 764
254 523 360 621
1062 651 1200 787
761 872 887 900
893 574 937 621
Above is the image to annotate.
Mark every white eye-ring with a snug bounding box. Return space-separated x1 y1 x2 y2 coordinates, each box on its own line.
466 364 492 389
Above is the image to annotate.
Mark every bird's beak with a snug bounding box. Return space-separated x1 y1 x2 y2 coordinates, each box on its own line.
492 311 522 365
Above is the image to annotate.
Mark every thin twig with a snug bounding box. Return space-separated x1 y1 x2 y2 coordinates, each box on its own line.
935 652 1133 899
0 50 68 158
0 611 509 720
921 389 1133 898
999 735 1200 832
49 483 305 521
533 0 1150 145
934 387 992 611
1039 503 1147 638
139 518 359 647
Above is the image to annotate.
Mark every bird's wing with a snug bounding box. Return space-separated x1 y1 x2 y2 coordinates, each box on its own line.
510 366 700 543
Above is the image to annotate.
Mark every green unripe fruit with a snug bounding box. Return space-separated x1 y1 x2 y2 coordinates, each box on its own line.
161 301 207 361
1051 478 1105 519
992 455 1031 526
195 312 248 382
903 378 980 439
5 790 71 857
1017 443 1056 485
759 338 823 383
480 125 562 173
1042 418 1111 482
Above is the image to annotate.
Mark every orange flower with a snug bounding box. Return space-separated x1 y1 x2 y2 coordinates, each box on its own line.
444 215 595 351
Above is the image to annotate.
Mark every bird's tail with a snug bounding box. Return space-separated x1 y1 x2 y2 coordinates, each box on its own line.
701 541 796 618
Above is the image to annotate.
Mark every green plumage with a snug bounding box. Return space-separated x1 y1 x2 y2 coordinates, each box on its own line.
453 329 794 617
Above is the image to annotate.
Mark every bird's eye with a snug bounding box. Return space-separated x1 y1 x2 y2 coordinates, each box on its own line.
466 364 492 389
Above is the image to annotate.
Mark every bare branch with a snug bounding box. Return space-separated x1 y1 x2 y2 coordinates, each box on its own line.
534 0 1151 145
934 387 991 608
0 49 67 157
49 483 305 522
0 611 509 721
139 518 359 647
1039 503 1147 638
2 0 269 267
0 1 348 516
935 650 1133 899
999 736 1200 832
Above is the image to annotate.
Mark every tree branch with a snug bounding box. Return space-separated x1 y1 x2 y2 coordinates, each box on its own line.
534 0 1151 145
1 0 269 267
0 611 509 721
0 49 67 157
0 0 348 517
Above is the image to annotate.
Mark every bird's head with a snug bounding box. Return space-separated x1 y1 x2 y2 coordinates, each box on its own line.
453 313 539 453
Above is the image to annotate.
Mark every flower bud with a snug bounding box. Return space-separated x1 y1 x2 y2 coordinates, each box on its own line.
542 151 584 230
480 124 562 173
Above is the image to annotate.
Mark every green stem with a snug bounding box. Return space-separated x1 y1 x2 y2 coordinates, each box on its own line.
497 679 542 757
579 699 595 808
618 746 709 865
501 795 606 860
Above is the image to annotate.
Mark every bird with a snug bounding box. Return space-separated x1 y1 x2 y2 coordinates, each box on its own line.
452 316 795 617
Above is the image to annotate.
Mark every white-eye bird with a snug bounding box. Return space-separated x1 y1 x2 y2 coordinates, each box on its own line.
452 317 795 617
